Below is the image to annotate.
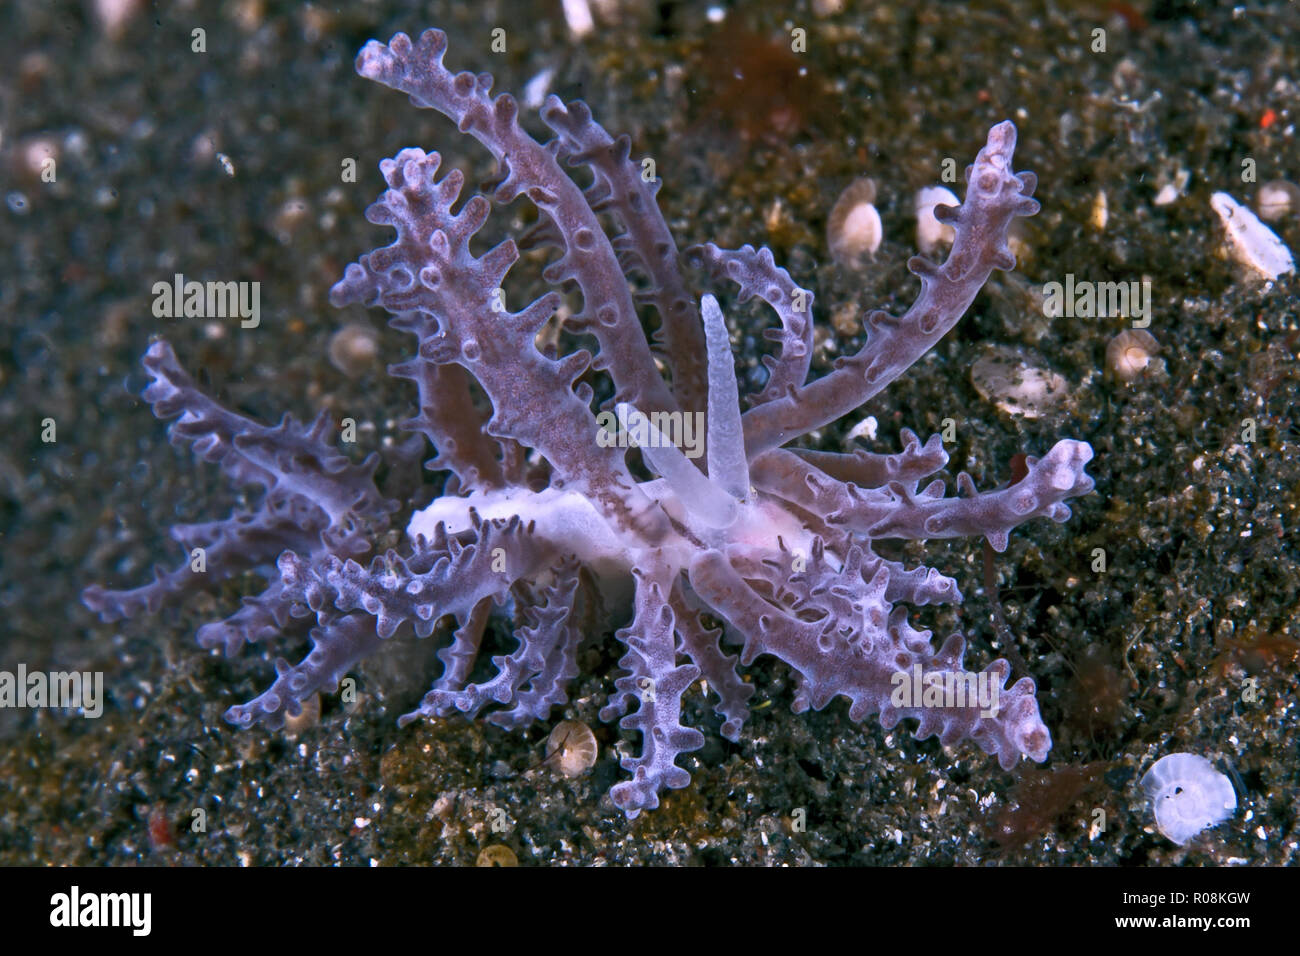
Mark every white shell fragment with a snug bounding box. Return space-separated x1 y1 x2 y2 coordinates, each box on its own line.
971 345 1069 419
1153 168 1190 206
1141 753 1237 846
915 185 959 253
1210 191 1295 282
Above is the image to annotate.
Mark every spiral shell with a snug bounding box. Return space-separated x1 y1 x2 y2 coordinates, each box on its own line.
1140 753 1236 845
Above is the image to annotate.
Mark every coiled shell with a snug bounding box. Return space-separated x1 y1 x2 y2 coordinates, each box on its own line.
1140 753 1236 845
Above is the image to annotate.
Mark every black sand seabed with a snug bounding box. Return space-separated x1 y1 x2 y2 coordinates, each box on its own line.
1 0 1296 866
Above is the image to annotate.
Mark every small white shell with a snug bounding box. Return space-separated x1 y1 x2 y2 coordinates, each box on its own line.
546 720 598 777
1140 753 1236 846
1105 329 1162 383
1152 168 1190 207
328 322 381 378
1257 180 1300 221
1210 191 1295 282
971 345 1069 419
914 185 959 253
828 178 882 268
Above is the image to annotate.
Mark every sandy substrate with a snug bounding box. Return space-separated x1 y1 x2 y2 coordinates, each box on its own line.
2 0 1297 865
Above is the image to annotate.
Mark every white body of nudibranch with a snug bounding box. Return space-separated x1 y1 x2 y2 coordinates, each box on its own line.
407 294 823 580
1140 752 1237 846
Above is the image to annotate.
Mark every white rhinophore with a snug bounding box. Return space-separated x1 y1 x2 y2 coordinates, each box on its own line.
701 294 751 503
616 402 738 530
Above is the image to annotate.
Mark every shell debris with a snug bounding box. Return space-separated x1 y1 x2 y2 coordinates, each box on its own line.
329 322 381 378
827 177 882 268
1256 179 1300 222
1153 168 1190 207
915 185 958 253
476 844 519 866
1140 752 1237 846
545 719 598 778
971 345 1070 419
1089 189 1108 232
1210 191 1295 282
1106 329 1163 383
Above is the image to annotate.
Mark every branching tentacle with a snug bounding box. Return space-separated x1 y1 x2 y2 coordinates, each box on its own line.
83 30 1095 822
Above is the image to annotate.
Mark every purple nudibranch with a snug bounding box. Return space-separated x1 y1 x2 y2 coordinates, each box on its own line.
85 29 1095 818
